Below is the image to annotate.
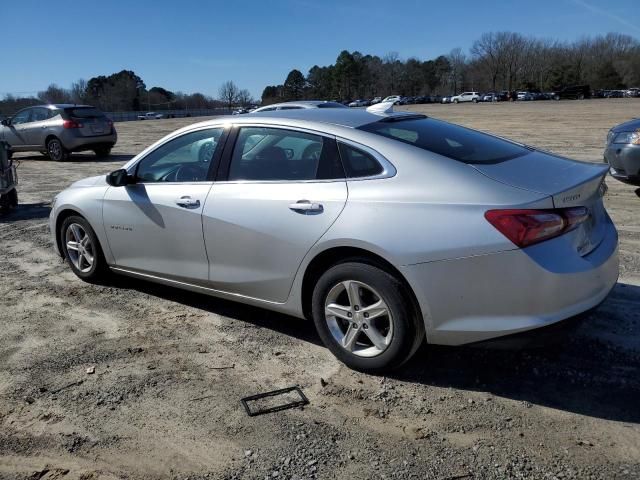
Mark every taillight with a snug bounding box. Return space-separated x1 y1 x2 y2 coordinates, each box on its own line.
63 119 83 129
485 207 589 248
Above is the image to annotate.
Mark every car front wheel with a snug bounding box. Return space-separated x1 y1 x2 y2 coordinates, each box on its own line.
60 215 109 283
312 262 424 373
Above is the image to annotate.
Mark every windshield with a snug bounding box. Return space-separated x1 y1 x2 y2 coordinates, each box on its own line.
358 117 530 164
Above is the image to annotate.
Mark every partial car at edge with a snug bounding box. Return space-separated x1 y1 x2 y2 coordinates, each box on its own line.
604 119 640 185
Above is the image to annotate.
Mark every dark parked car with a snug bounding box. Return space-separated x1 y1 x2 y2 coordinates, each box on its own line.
551 85 591 100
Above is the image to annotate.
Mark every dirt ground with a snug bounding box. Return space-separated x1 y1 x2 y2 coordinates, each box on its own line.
1 99 639 480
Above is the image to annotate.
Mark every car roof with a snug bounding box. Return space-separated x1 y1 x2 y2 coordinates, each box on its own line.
246 106 421 128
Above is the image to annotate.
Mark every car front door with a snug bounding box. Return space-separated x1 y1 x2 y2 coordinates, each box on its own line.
3 108 33 150
102 127 226 282
202 125 348 303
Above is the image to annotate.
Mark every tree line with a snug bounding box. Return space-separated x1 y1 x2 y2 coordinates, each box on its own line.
0 70 255 115
261 31 640 104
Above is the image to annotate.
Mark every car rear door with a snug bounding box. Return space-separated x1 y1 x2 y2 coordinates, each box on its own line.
102 126 226 281
25 107 53 147
202 125 348 303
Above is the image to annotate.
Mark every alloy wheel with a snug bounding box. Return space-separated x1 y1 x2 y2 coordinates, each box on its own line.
324 280 394 358
48 140 63 161
65 223 95 273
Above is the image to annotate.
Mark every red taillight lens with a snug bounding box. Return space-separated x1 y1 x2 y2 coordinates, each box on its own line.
485 207 589 248
63 119 83 129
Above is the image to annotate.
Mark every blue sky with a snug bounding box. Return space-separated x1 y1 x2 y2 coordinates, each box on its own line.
3 0 639 99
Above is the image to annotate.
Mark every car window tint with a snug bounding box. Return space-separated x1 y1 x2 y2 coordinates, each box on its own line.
11 109 31 125
31 108 49 122
278 106 302 110
338 143 383 178
316 102 347 108
136 128 223 183
67 108 105 118
229 127 342 181
359 117 529 164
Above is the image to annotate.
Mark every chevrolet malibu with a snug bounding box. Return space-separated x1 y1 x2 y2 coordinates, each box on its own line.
50 104 619 372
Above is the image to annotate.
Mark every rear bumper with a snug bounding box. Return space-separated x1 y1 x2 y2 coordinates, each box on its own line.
59 130 117 151
604 145 640 185
401 216 619 346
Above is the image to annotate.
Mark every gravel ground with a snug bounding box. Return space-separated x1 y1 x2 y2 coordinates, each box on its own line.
0 99 639 480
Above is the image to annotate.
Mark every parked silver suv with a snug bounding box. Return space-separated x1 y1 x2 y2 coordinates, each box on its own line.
0 104 117 161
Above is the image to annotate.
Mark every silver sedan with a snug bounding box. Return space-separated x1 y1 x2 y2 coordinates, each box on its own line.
50 105 619 372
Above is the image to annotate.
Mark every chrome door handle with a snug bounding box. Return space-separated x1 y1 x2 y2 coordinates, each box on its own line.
175 196 200 208
289 200 323 214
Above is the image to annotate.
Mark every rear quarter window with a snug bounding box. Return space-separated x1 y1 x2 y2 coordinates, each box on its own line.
338 143 383 178
359 117 529 164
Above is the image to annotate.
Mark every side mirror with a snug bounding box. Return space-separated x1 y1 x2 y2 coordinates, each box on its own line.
106 169 133 187
0 118 10 127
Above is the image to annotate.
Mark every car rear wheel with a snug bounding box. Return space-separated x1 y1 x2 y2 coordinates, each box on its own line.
93 147 112 158
47 138 68 161
60 215 109 283
312 262 424 373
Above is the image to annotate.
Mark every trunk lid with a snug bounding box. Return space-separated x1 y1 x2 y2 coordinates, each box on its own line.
65 107 112 137
473 150 609 256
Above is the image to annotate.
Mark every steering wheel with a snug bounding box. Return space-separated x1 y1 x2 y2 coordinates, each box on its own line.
175 164 206 182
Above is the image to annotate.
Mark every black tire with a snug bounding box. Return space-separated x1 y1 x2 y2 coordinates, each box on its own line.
453 99 459 104
93 147 112 158
0 189 17 213
46 137 68 161
311 261 424 373
472 98 478 103
60 215 110 283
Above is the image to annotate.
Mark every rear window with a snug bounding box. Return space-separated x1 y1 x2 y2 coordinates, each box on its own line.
65 107 105 118
316 102 347 108
358 117 529 164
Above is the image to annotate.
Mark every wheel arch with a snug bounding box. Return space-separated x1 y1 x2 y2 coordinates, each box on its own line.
54 208 84 257
300 246 423 328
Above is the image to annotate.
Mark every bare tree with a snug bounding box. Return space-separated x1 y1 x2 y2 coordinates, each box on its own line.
218 80 239 110
447 48 467 93
236 89 253 106
70 79 87 104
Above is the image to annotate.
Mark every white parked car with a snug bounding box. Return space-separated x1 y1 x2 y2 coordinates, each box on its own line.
451 92 480 103
348 99 369 107
382 95 402 105
138 112 163 120
370 97 382 105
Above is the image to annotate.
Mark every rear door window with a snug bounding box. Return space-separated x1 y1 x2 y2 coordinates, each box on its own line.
359 117 529 164
31 108 49 122
228 127 343 181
